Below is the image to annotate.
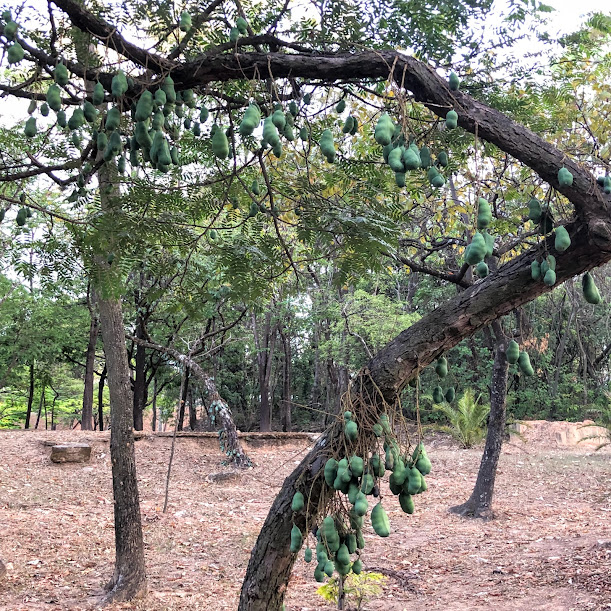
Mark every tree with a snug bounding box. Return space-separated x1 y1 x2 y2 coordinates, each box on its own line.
2 1 611 609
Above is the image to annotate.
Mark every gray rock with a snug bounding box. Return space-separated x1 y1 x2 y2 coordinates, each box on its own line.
50 443 91 463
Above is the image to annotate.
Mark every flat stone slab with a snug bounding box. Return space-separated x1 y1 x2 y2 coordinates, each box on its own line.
50 443 91 463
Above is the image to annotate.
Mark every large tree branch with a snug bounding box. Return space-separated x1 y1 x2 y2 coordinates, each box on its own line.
239 219 611 610
51 0 173 73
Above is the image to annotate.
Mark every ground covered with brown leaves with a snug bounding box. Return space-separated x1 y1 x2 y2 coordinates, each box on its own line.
0 424 610 611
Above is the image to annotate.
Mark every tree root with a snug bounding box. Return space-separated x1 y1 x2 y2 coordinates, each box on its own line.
449 500 494 520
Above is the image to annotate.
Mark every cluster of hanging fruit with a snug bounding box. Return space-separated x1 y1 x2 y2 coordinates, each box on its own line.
289 410 430 583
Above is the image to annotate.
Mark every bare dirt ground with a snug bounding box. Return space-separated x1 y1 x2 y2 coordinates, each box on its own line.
0 422 610 611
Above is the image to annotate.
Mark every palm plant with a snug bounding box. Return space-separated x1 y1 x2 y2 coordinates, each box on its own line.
436 388 490 448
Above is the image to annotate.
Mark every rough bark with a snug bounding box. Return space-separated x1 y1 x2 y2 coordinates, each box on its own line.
82 288 99 431
98 296 147 602
279 328 291 433
132 314 147 431
253 311 277 432
97 164 147 603
98 364 107 431
188 387 197 431
449 321 509 519
177 366 189 431
126 335 252 467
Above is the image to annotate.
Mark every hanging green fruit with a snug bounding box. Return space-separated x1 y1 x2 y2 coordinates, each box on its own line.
517 351 534 376
506 340 519 364
179 11 192 31
7 42 24 64
528 198 541 223
111 70 128 97
449 72 460 90
212 127 230 159
477 197 492 229
445 110 458 129
554 226 570 252
582 272 602 304
558 167 573 187
374 113 393 146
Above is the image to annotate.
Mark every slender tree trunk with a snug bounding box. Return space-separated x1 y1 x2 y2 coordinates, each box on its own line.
151 376 157 433
24 363 34 429
254 311 277 432
132 314 147 431
550 302 576 400
178 366 189 431
98 365 107 431
280 329 291 432
96 161 147 602
82 288 99 431
98 296 147 602
449 321 509 519
188 387 197 431
34 385 45 429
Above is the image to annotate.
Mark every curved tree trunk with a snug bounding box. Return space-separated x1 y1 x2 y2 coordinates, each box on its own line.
449 321 509 519
239 228 611 610
127 335 252 467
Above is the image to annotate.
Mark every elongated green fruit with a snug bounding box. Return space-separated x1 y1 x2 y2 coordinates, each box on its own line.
445 387 455 403
263 117 280 147
477 197 492 229
135 91 154 122
239 104 261 136
371 502 390 537
476 261 489 278
54 62 69 86
272 109 286 130
236 16 248 34
92 82 105 105
449 71 460 91
465 232 486 265
7 42 24 64
435 357 448 378
111 70 128 97
290 524 303 553
344 419 358 442
419 146 431 168
582 272 602 304
506 340 519 364
558 167 573 187
319 129 335 163
291 491 304 512
3 20 18 40
554 226 570 252
518 351 534 376
336 99 346 113
433 385 444 404
324 458 338 486
46 85 62 112
212 127 230 159
179 11 192 32
388 146 405 172
531 260 541 280
543 269 556 286
528 198 541 222
374 113 393 146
